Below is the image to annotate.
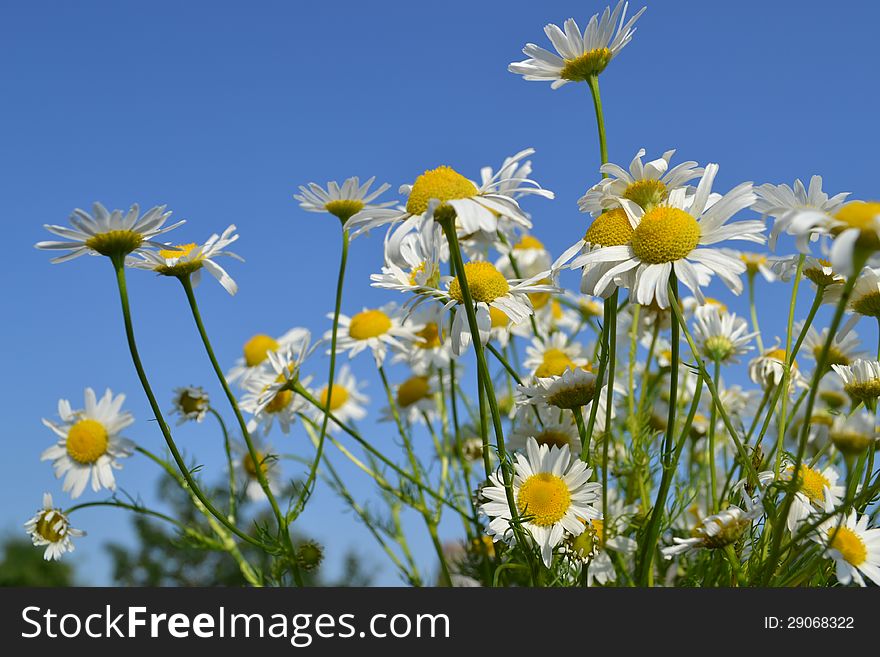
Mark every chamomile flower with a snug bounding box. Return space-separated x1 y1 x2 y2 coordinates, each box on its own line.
802 325 865 373
693 305 756 364
830 267 880 338
760 462 843 533
832 359 880 409
390 306 455 374
566 489 637 585
523 332 589 378
126 225 242 295
508 405 581 453
508 1 646 88
226 327 312 386
828 409 879 456
518 368 615 430
661 502 758 559
347 149 551 239
311 364 368 425
170 386 210 424
737 250 777 282
496 234 552 279
812 501 880 587
36 202 183 262
574 165 764 308
755 176 849 251
579 148 703 215
370 218 444 294
233 439 280 502
481 437 601 567
41 388 135 498
381 374 438 425
25 494 84 561
437 260 557 356
332 304 417 367
748 344 807 391
772 254 845 303
295 176 394 224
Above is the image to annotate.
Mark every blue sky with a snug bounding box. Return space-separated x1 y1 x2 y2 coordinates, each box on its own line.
2 0 878 585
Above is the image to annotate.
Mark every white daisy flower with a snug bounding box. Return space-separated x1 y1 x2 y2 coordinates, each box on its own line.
518 368 616 432
226 327 312 387
828 409 879 456
579 148 703 215
332 303 417 367
748 344 807 392
759 462 843 533
508 405 581 453
390 306 456 375
508 1 646 88
126 224 242 295
661 502 758 559
828 267 880 339
812 500 880 587
311 364 368 425
772 254 845 304
523 332 589 378
802 324 865 370
736 250 777 283
233 439 280 502
566 489 637 586
693 305 756 364
832 358 880 409
574 164 764 308
294 176 394 224
24 494 84 561
41 388 135 498
380 373 438 425
480 437 601 567
495 234 552 280
170 386 210 424
36 202 183 262
436 260 557 356
370 217 444 294
347 149 551 239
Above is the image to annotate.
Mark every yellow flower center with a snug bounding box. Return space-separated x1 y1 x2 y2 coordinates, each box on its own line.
448 261 510 303
265 389 293 414
740 253 767 275
765 348 797 370
177 390 207 415
36 511 67 543
820 391 847 410
243 334 279 367
407 261 440 288
550 300 564 321
704 336 734 362
623 179 667 210
405 166 478 216
817 343 850 367
415 322 442 349
319 384 349 411
489 306 509 328
546 380 597 410
705 297 727 313
397 376 431 408
156 242 203 276
631 206 701 264
804 259 841 287
534 428 573 449
535 348 577 378
515 235 545 250
830 429 874 456
843 378 880 404
324 199 365 223
827 525 868 567
852 291 880 318
584 208 633 247
66 419 109 464
795 464 830 504
835 201 880 231
559 47 613 81
243 451 268 478
591 518 605 547
85 229 143 257
528 278 553 309
349 310 392 340
516 473 572 526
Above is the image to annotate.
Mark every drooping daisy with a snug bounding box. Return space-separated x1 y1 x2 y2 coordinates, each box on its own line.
294 176 394 225
772 254 845 303
748 344 807 391
508 1 646 88
812 500 880 587
480 437 601 567
437 260 557 356
347 149 551 239
829 267 880 339
332 303 417 367
170 386 210 424
36 202 183 263
828 409 879 456
518 368 615 432
801 324 865 373
754 176 849 252
579 148 703 215
233 439 280 502
832 358 880 409
311 364 368 425
496 234 552 280
575 164 764 308
759 462 844 533
523 332 589 378
508 405 581 453
126 224 242 295
24 494 84 561
693 305 756 364
41 388 135 498
226 327 312 386
661 502 758 559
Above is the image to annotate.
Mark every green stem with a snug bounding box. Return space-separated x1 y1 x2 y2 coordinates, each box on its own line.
587 75 609 170
748 271 764 353
708 359 720 512
774 254 805 478
208 408 237 522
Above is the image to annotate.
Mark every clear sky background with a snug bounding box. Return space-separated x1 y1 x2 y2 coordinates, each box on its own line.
2 0 878 585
